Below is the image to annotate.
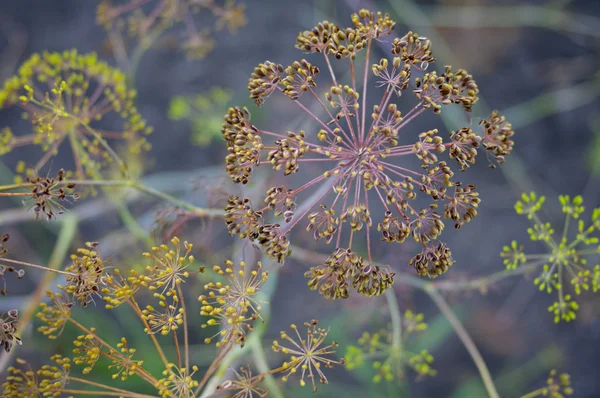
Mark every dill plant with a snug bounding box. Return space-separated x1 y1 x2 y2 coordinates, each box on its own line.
0 3 594 398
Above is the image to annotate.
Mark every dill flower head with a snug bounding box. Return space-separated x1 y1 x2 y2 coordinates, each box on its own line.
345 310 435 383
23 168 79 220
0 50 152 179
109 337 144 381
101 268 145 309
523 369 574 398
72 328 102 374
222 9 514 296
199 260 268 347
97 0 246 60
506 193 600 323
142 289 185 335
0 234 25 296
156 363 200 398
272 319 345 392
216 366 267 398
36 290 74 339
64 242 105 306
2 355 71 398
143 236 197 293
0 309 21 353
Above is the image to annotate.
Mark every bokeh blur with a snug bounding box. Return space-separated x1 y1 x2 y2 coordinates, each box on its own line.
0 0 599 397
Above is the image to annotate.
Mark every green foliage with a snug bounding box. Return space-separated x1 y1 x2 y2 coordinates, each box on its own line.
169 88 233 147
501 240 526 269
345 310 436 384
515 192 545 220
504 192 600 323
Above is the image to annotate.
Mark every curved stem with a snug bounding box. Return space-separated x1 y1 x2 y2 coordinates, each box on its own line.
251 338 284 398
426 287 500 398
384 288 402 350
65 179 223 217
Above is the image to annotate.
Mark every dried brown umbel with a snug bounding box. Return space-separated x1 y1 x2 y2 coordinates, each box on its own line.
0 309 22 353
0 168 78 221
26 169 79 220
97 0 246 60
0 234 25 296
222 9 515 296
216 366 268 398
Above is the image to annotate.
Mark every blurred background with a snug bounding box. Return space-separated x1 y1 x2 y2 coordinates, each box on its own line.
0 0 599 397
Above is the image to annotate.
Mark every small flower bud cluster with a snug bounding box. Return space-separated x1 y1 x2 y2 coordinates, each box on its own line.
199 260 268 347
272 320 345 392
345 310 436 382
64 242 104 307
506 193 600 323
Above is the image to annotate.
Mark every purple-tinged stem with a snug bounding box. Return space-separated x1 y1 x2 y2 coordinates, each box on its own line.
360 39 372 144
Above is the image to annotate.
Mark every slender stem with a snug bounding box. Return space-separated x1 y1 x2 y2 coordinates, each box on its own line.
127 24 166 84
0 192 31 197
361 38 372 143
113 199 154 247
288 245 543 293
384 288 402 350
0 183 33 192
59 390 155 397
174 330 182 370
0 257 76 277
426 287 500 398
77 121 129 176
322 53 358 146
68 377 156 397
251 339 285 398
429 261 543 292
68 317 159 386
177 284 190 372
127 297 171 371
519 389 544 398
66 179 223 217
195 337 235 395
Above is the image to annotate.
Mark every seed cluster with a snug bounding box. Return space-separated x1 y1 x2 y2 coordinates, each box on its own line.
222 9 515 297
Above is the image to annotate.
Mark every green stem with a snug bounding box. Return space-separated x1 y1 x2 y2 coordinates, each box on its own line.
426 287 500 398
518 389 544 398
127 26 166 85
78 121 129 177
65 179 223 217
251 338 284 398
429 261 543 292
384 288 402 350
113 198 153 247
